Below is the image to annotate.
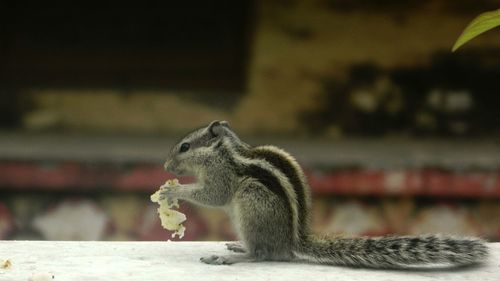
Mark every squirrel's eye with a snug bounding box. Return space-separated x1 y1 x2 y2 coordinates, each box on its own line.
179 142 190 153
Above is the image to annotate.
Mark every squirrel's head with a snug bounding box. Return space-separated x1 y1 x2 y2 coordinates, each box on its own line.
164 120 236 176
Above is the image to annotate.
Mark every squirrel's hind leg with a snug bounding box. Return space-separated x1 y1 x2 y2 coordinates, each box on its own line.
226 242 246 253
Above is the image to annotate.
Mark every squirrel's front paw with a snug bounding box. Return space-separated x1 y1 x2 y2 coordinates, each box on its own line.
159 187 181 206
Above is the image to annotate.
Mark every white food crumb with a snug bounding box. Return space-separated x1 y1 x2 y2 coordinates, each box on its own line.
150 179 187 238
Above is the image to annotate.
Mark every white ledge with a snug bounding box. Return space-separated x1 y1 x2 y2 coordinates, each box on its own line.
0 241 498 281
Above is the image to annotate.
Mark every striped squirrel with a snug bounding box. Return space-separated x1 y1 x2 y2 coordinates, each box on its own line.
161 120 488 268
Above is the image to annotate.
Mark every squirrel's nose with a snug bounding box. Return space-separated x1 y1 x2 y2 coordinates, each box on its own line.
164 160 171 172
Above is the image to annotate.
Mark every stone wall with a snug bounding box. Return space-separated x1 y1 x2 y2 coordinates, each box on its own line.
19 0 500 136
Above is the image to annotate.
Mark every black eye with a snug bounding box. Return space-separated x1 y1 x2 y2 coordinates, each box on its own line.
179 142 190 153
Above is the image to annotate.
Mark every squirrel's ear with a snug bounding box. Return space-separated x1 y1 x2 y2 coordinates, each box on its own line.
208 120 226 137
220 121 230 129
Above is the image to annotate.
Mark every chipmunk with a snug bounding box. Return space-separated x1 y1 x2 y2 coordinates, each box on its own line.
161 120 488 268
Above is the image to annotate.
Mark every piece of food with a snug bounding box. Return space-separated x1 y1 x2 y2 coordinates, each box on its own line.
150 179 186 238
1 259 11 269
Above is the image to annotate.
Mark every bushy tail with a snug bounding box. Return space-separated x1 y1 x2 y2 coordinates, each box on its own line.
295 234 489 268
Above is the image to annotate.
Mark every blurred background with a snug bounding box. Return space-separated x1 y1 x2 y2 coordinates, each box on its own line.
0 0 499 242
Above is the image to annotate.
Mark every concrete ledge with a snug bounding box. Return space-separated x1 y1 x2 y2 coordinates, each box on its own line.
1 134 499 168
0 241 498 281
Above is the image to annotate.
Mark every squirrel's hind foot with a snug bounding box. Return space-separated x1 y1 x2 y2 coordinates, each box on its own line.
225 242 246 253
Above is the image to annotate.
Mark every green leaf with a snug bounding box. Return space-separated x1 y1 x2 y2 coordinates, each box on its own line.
452 9 500 52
